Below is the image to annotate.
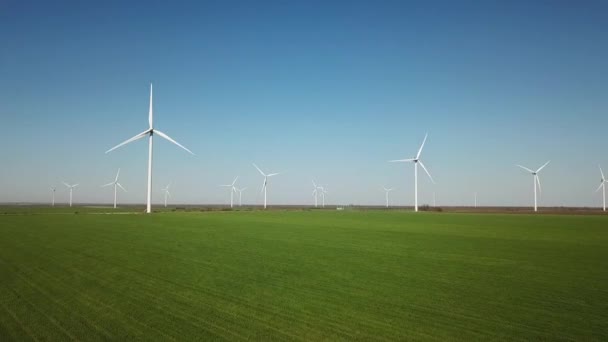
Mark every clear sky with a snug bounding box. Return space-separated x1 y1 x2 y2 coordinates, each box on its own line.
1 1 607 207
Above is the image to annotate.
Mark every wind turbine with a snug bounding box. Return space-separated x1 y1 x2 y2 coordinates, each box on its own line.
220 176 239 208
382 186 394 208
389 133 435 212
50 187 56 207
253 163 280 209
62 182 79 207
312 180 319 207
161 182 171 208
597 165 606 212
105 84 194 214
101 168 127 209
474 192 478 208
517 161 550 212
235 187 247 207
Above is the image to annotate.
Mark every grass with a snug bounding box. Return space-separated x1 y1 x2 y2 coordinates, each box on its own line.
0 209 607 340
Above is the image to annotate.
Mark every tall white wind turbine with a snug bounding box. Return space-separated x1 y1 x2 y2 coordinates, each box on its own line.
50 186 56 207
101 168 127 209
220 176 239 208
253 163 280 209
382 186 394 208
389 133 435 212
161 182 171 208
597 165 607 212
62 182 79 207
235 187 247 207
105 84 194 214
517 161 550 212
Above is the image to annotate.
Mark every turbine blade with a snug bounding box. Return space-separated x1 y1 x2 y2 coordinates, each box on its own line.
267 173 280 177
62 182 70 188
312 180 317 188
416 133 428 159
536 175 542 194
389 158 416 163
117 183 127 192
101 182 114 187
106 130 150 153
154 130 194 155
241 187 247 192
536 160 550 173
253 163 265 176
600 165 605 181
73 184 79 188
516 165 534 173
115 168 121 182
418 161 435 184
232 176 239 185
149 83 153 129
596 182 603 193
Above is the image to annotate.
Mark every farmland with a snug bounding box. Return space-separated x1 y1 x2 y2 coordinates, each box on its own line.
1 209 607 340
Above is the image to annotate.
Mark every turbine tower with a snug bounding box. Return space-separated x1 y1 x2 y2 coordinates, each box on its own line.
62 182 79 207
161 182 171 208
389 133 435 212
517 161 550 212
101 168 127 209
235 187 247 207
253 163 280 209
319 186 328 208
312 180 319 207
597 165 606 212
50 187 56 207
105 84 194 214
383 186 394 208
220 176 239 208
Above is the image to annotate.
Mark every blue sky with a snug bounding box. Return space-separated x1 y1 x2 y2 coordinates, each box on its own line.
1 1 607 207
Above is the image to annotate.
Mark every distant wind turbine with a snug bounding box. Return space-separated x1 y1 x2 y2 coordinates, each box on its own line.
382 186 394 208
253 163 280 209
161 182 171 208
101 168 127 209
389 133 435 212
235 187 247 207
50 186 56 207
105 84 194 214
517 161 550 212
597 165 606 212
220 176 239 208
62 182 79 207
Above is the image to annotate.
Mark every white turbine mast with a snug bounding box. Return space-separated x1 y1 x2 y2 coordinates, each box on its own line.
50 186 56 207
161 182 171 208
105 84 194 214
382 186 394 208
253 163 280 209
318 186 328 208
62 182 79 207
312 180 319 208
220 176 239 208
517 161 550 212
389 133 435 212
235 187 247 207
596 165 606 212
101 168 127 209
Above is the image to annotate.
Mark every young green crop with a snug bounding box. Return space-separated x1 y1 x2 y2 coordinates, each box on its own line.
1 211 607 340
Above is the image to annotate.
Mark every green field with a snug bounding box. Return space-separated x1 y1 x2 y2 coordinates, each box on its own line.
1 210 607 340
